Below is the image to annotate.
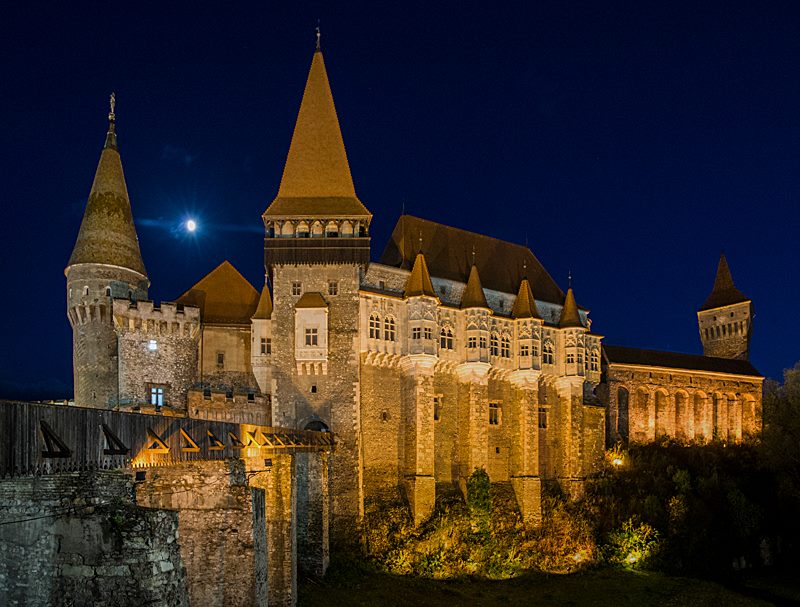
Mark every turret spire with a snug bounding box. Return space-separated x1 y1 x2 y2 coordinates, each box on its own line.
460 264 489 309
558 288 583 328
404 253 437 298
699 254 748 311
67 97 147 278
512 277 541 319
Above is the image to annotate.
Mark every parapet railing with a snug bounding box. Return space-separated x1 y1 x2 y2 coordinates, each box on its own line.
0 400 333 477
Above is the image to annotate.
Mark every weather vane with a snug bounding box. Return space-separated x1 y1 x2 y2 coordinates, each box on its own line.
109 92 116 122
568 270 572 289
471 245 476 266
316 22 321 50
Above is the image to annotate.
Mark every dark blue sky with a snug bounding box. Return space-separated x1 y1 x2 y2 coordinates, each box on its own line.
2 1 798 398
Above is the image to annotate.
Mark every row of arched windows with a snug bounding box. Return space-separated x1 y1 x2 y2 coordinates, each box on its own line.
268 220 366 239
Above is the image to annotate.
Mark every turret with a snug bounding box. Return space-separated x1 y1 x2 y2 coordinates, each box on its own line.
697 254 753 360
404 252 439 356
512 276 543 370
65 95 149 407
461 264 491 363
558 287 587 377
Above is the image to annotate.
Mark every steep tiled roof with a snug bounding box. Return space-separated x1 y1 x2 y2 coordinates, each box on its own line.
251 283 273 320
176 261 259 324
67 116 147 277
699 254 749 311
263 50 370 219
380 215 564 303
295 292 328 308
603 344 761 377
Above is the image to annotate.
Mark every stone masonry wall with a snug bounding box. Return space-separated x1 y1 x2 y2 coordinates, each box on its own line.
133 460 267 607
0 471 187 607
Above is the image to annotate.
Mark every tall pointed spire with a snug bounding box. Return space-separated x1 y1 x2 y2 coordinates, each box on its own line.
263 47 370 217
512 277 541 319
460 265 489 309
404 253 437 298
558 288 583 328
67 96 147 278
699 254 748 311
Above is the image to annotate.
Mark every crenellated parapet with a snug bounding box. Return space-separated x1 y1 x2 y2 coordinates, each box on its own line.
113 299 201 339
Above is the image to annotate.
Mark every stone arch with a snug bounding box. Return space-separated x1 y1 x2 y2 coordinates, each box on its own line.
675 390 689 440
693 391 708 440
726 392 740 441
655 389 670 438
711 392 724 440
617 386 630 443
303 419 330 432
634 387 650 440
741 393 757 436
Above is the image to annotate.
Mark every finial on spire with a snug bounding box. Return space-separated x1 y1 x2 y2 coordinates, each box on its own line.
418 229 423 253
315 21 321 51
568 270 572 289
471 244 476 266
104 92 118 150
522 259 527 276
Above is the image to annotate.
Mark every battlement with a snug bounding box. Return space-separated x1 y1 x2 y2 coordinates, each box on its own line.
187 388 272 426
113 299 200 338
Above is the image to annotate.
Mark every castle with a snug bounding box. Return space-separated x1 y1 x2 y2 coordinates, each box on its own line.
65 46 763 533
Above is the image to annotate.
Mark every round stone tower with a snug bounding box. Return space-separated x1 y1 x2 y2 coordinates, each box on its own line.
65 96 149 408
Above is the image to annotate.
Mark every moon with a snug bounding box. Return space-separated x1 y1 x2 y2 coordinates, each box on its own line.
186 219 197 232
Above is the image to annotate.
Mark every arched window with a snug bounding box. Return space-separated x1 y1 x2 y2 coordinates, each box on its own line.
105 286 111 297
693 392 707 440
489 333 499 357
311 221 323 237
325 221 338 237
340 220 353 237
543 341 554 365
617 387 630 442
384 316 396 341
281 222 294 237
296 222 309 238
369 313 381 339
655 390 669 437
500 335 510 358
304 419 329 432
675 391 688 439
440 327 454 350
83 286 90 297
590 349 600 371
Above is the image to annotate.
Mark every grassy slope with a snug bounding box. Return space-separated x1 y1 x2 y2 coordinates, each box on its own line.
299 564 772 607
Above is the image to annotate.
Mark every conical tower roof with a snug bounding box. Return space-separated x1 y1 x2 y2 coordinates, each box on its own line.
252 281 273 320
460 265 489 309
699 254 749 311
512 277 541 319
558 288 584 328
263 49 370 218
404 253 437 298
67 103 147 277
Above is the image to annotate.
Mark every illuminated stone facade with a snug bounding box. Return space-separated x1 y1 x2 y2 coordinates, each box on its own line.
66 48 763 535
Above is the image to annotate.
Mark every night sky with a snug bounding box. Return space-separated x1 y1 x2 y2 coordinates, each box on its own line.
2 2 798 399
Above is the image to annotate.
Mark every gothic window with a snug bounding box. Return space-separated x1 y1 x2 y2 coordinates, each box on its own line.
384 316 396 341
440 327 454 350
328 281 338 296
501 335 510 358
590 349 599 371
538 407 547 429
489 402 501 426
468 336 477 349
424 327 433 340
369 313 381 339
412 327 422 340
520 344 530 357
291 281 302 296
490 333 499 356
305 328 318 346
543 341 554 365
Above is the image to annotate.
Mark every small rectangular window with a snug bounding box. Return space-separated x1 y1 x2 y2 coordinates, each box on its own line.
260 337 267 355
423 327 432 340
468 336 477 349
480 336 487 349
538 407 548 429
566 352 575 364
149 386 165 407
412 327 421 340
305 328 318 346
216 352 225 368
378 280 386 290
292 281 302 296
520 344 530 357
328 281 338 296
310 384 317 394
489 402 500 426
434 396 442 421
266 338 272 355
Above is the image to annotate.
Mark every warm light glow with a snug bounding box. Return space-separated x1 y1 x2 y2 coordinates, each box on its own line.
612 457 623 467
186 219 197 232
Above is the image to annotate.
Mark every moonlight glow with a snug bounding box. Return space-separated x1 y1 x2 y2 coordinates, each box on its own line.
186 219 197 232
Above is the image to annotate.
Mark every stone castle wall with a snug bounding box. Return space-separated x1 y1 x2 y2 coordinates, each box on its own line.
0 471 186 607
